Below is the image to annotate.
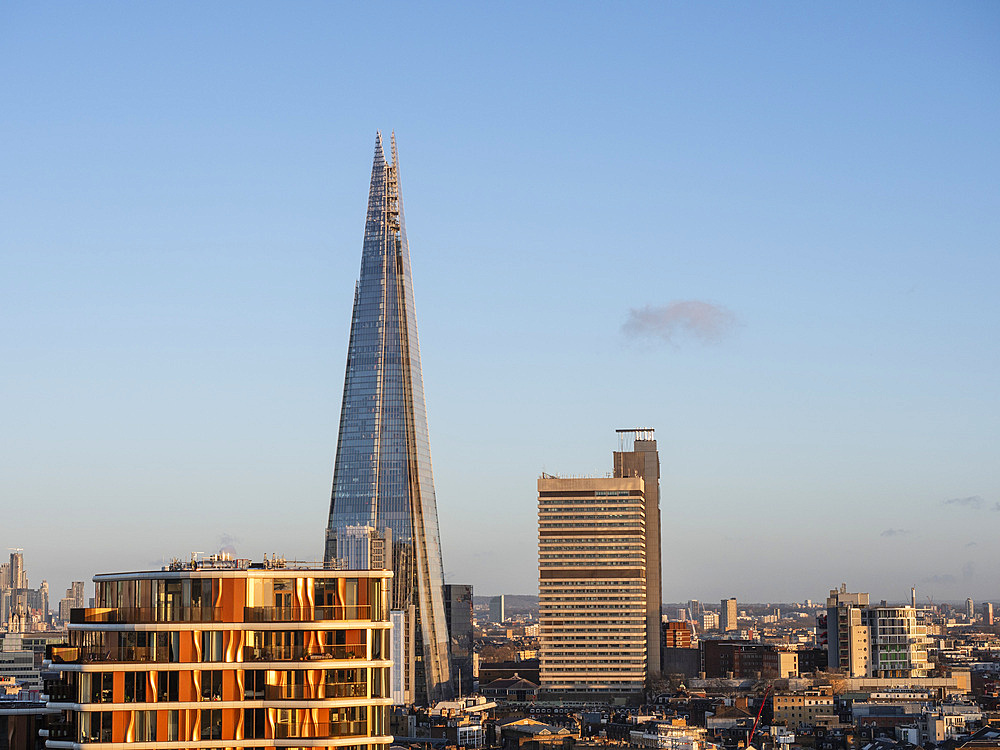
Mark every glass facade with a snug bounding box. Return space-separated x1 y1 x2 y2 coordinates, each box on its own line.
45 566 393 748
325 133 452 704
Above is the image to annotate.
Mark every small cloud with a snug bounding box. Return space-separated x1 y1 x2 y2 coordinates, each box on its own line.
943 495 984 509
992 502 1000 512
965 541 978 548
922 573 956 585
880 528 909 537
622 300 737 346
962 562 975 581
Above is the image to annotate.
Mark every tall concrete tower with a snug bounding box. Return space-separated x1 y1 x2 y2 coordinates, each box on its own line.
613 429 662 679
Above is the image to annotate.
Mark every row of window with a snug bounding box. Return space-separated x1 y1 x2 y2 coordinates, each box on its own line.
66 628 383 664
75 706 378 743
65 668 383 705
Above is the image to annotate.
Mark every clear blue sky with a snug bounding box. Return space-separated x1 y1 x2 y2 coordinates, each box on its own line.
2 2 998 605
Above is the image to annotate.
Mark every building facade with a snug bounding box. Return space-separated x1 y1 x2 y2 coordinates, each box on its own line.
613 430 662 678
443 585 474 697
826 585 871 677
867 606 929 678
772 687 835 728
720 599 737 633
662 622 693 649
323 134 451 705
701 641 798 680
825 586 929 679
43 558 393 749
538 430 662 696
488 597 505 625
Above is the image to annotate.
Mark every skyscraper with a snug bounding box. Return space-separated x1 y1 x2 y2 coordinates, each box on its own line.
324 133 452 705
721 597 738 632
613 429 662 677
538 429 663 697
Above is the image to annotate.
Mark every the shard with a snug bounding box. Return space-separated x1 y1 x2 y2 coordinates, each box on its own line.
325 133 452 705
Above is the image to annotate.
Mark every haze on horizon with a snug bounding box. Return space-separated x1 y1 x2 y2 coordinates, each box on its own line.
2 3 998 606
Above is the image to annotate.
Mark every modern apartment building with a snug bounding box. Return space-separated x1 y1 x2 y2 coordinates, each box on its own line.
537 430 662 696
43 556 393 749
826 585 871 677
720 598 737 632
825 586 929 679
867 606 929 678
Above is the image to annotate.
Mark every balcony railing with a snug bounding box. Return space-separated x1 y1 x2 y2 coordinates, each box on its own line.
71 607 225 624
47 722 75 741
45 682 74 702
245 605 376 622
242 645 367 662
273 721 369 739
68 604 383 625
264 682 368 700
51 644 368 665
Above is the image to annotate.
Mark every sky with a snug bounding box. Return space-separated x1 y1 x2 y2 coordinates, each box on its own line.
2 2 998 606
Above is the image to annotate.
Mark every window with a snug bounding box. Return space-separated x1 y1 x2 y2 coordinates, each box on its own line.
244 670 265 699
202 630 223 662
201 670 223 700
133 710 157 741
200 708 222 740
124 671 146 702
157 671 178 703
244 708 266 739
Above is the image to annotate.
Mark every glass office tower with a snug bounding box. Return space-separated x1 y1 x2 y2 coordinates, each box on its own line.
325 133 452 705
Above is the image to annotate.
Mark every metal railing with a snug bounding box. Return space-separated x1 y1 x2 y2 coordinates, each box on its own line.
264 683 368 700
245 605 376 622
273 721 368 739
242 645 366 662
68 604 384 624
47 722 75 741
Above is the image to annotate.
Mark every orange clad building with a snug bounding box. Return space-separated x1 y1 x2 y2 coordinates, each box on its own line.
44 556 392 750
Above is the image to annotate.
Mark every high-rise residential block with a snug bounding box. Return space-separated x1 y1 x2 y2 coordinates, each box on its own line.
537 430 662 697
323 134 451 705
488 596 505 624
824 585 929 679
700 611 720 631
984 602 994 626
826 584 871 677
613 429 662 677
721 598 738 632
44 557 393 748
966 598 975 620
867 606 929 678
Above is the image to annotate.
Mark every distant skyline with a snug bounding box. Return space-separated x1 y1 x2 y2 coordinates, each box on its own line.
2 3 998 604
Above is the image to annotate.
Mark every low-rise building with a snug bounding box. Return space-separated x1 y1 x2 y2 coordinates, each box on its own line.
629 719 719 750
773 687 835 727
